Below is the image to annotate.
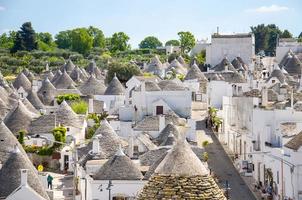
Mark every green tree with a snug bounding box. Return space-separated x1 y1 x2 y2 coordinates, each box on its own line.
55 30 72 49
298 32 302 42
165 39 180 46
196 49 206 65
87 26 106 48
37 32 56 51
139 36 162 49
70 28 93 54
178 31 195 53
251 24 282 55
110 32 130 53
37 32 53 45
266 24 282 56
0 31 16 49
251 24 268 53
11 22 38 52
281 30 293 38
106 61 141 83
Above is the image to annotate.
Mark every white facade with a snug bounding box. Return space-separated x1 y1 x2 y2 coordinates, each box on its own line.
206 33 255 66
131 88 191 120
86 177 146 200
222 95 302 199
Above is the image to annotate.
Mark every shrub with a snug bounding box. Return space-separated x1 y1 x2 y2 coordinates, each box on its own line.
17 130 26 145
37 147 54 156
24 145 40 153
86 124 100 139
71 100 88 114
56 94 80 104
202 140 209 148
52 126 67 149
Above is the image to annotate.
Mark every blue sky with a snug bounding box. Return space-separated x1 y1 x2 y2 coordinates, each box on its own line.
0 0 301 48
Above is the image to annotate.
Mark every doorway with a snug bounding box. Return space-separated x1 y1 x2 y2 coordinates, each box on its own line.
64 155 69 170
156 106 163 115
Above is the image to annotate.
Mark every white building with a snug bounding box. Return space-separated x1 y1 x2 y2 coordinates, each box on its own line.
82 148 146 200
222 94 302 199
206 33 255 66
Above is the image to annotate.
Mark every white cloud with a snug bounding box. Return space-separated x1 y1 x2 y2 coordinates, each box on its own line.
246 4 289 13
0 6 5 11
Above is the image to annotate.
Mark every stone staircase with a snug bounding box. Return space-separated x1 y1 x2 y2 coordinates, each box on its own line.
48 173 74 200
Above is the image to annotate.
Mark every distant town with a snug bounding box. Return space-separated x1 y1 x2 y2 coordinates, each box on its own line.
0 18 302 200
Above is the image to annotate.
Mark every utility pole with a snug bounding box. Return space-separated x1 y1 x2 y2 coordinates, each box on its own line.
107 180 113 200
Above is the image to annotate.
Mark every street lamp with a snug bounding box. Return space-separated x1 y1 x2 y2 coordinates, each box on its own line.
106 180 113 200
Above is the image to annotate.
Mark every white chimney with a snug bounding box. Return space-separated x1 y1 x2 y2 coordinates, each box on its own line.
262 87 268 107
20 169 28 186
88 99 94 114
159 115 165 132
92 137 99 154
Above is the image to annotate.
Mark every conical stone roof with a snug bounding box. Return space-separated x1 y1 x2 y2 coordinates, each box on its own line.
284 54 302 75
53 70 76 89
94 119 127 158
55 101 81 127
61 59 75 73
184 62 208 81
104 75 125 95
38 77 56 105
26 71 35 82
266 67 286 84
154 123 178 146
138 126 226 200
0 97 9 120
0 148 50 199
93 147 143 180
0 122 27 163
168 59 187 74
13 72 32 91
4 100 39 134
26 90 45 110
51 70 62 83
79 75 106 95
70 66 86 83
44 71 54 81
177 55 186 66
213 57 236 72
146 56 163 73
22 98 39 115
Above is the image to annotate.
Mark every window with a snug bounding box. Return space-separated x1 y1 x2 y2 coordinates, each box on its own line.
67 127 70 132
272 80 275 84
156 106 163 115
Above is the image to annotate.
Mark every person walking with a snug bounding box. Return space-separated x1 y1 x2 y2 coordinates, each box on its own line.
47 174 53 190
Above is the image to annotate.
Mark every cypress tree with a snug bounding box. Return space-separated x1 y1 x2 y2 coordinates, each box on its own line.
10 22 37 52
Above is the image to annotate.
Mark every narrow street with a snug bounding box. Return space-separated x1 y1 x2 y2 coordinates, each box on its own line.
47 172 74 200
196 119 257 200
